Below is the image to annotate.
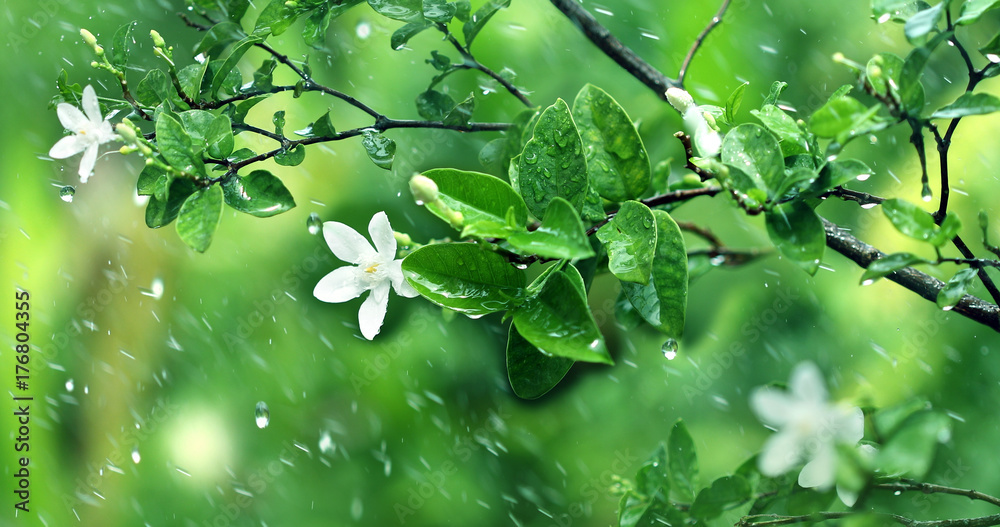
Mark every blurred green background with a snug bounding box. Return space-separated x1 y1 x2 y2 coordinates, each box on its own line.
3 0 1000 525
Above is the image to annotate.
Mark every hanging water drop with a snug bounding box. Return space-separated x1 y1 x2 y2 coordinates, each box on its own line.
661 338 678 360
59 186 76 203
131 446 141 464
307 213 323 235
255 401 270 429
921 183 933 202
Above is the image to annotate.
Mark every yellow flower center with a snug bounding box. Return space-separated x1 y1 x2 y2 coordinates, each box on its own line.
364 263 380 273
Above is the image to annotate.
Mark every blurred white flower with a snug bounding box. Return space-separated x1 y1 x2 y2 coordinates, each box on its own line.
750 361 864 491
313 211 418 340
49 85 118 182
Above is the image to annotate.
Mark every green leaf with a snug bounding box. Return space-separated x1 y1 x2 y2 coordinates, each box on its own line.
156 112 207 177
367 0 423 21
810 159 873 195
250 58 277 92
881 198 939 242
423 0 456 22
420 168 527 229
931 92 1000 119
513 98 589 219
145 178 197 228
463 0 510 47
932 211 962 245
454 0 471 21
958 0 1000 24
937 268 978 309
391 19 432 49
513 266 612 364
689 475 751 521
211 34 262 96
222 170 296 217
667 420 699 503
177 62 210 101
899 32 950 113
873 0 934 23
765 200 825 275
867 53 905 98
572 84 651 202
255 0 306 34
904 1 945 44
194 21 243 58
205 114 235 159
724 81 749 124
416 89 455 120
402 243 526 315
303 5 332 47
860 252 933 284
507 198 595 260
294 110 336 138
505 323 574 399
762 80 788 107
426 50 452 71
635 444 670 497
877 410 951 478
135 69 171 107
874 398 930 438
722 123 784 196
176 185 223 252
110 22 135 70
226 96 265 126
809 95 869 138
751 105 809 157
772 167 818 202
620 210 687 337
275 144 306 166
137 163 168 197
595 201 656 284
362 130 396 170
443 93 476 127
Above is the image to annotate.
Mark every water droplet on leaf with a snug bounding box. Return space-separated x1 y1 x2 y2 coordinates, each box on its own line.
59 186 76 202
255 401 270 429
307 213 323 235
661 338 678 360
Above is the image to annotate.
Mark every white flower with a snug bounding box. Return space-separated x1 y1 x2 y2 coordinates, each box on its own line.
313 211 418 340
750 361 864 491
49 85 118 182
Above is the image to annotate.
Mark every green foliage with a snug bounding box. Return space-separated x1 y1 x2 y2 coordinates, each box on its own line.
401 243 526 315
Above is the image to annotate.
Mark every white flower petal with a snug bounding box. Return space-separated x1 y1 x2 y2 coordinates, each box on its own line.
368 211 397 257
56 102 90 132
758 431 804 477
790 361 828 404
323 221 375 264
82 85 103 124
78 143 99 181
837 406 865 443
385 259 419 298
798 444 837 489
750 388 796 427
313 266 366 303
49 135 88 159
358 282 390 340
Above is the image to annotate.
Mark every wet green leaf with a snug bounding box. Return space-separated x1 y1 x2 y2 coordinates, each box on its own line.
508 198 595 260
513 266 612 364
506 323 574 399
595 201 655 284
668 420 699 502
635 444 669 497
423 0 456 22
402 243 526 315
860 252 932 284
176 185 223 252
156 112 207 177
367 0 422 21
809 95 869 138
689 475 751 520
724 81 749 124
620 210 687 337
391 19 432 49
513 98 589 219
255 0 307 34
222 170 296 217
463 0 510 46
420 168 527 230
877 410 951 478
765 200 825 275
416 89 455 120
211 34 262 96
931 92 1000 119
904 1 945 44
751 105 809 157
762 80 788 107
145 178 197 228
110 22 135 70
205 114 235 159
957 0 1000 24
135 69 171 107
362 130 396 170
194 21 243 58
810 159 873 195
294 111 336 138
572 84 650 202
275 144 306 166
722 123 784 196
443 93 475 126
882 198 939 242
937 267 978 309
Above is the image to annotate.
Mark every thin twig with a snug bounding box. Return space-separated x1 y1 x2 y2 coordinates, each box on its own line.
877 479 1000 509
677 0 733 87
438 25 533 107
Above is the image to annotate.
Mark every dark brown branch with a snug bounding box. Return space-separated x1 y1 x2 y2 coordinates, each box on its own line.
877 479 1000 509
677 0 733 86
548 0 679 101
739 511 1000 527
822 218 1000 331
438 25 533 108
674 132 713 180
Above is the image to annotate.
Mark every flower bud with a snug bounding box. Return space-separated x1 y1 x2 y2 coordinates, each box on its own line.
80 28 98 47
393 231 412 246
150 29 166 49
409 174 439 205
666 87 696 114
448 210 464 228
115 122 139 143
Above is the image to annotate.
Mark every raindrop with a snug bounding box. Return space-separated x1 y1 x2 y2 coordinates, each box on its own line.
355 21 371 39
307 213 323 235
861 203 878 209
131 446 141 464
861 279 875 286
59 186 76 203
351 496 363 520
255 401 270 429
661 338 678 360
65 378 74 392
